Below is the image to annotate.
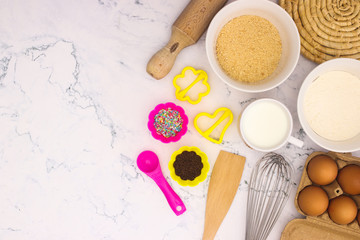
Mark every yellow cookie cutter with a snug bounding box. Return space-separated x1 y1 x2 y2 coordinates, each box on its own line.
173 66 210 104
194 107 233 144
168 146 209 187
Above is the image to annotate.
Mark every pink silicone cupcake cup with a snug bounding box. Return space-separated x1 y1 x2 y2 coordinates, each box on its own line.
148 102 188 143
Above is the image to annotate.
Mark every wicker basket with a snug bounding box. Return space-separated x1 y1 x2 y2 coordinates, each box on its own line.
279 0 360 63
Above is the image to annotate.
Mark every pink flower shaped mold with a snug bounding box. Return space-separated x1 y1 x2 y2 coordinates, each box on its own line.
148 102 188 143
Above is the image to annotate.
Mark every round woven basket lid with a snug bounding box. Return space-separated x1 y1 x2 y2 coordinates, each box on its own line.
279 0 360 63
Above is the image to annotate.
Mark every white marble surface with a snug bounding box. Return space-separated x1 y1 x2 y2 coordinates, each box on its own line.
0 0 359 239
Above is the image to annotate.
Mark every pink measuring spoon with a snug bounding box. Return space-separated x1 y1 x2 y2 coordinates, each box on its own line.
137 150 186 216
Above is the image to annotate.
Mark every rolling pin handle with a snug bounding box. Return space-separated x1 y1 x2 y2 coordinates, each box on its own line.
146 46 177 80
146 0 227 79
146 27 195 80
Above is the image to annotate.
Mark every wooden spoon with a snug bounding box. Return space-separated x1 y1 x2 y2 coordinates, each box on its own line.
202 150 246 240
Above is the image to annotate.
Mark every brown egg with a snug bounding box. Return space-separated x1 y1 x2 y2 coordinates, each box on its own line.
298 185 329 216
307 155 338 185
328 195 357 225
337 164 360 195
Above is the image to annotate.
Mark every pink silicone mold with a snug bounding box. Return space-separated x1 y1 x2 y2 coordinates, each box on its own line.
148 102 188 143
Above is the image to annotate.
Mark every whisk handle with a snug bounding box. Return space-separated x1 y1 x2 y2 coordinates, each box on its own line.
288 136 304 148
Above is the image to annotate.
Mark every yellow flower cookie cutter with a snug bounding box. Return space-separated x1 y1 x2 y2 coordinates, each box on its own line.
173 66 210 104
194 107 233 144
168 146 209 187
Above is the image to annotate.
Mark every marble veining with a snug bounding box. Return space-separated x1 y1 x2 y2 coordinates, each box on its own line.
0 0 359 240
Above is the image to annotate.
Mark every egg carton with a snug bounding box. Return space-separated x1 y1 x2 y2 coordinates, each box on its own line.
281 151 360 240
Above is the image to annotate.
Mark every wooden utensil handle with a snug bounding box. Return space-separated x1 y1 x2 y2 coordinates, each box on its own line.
174 0 227 41
146 26 194 80
147 0 227 80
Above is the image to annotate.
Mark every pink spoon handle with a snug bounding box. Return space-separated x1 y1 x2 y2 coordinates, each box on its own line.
152 172 186 216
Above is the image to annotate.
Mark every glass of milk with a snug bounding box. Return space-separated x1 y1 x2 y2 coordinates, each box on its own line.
240 98 303 152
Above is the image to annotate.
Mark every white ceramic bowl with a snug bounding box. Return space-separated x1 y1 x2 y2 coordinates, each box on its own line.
297 58 360 152
206 0 300 92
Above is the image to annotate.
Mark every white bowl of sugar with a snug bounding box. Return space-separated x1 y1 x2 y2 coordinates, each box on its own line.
206 0 300 93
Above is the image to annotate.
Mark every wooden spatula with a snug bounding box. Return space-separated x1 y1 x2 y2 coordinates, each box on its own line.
202 150 246 240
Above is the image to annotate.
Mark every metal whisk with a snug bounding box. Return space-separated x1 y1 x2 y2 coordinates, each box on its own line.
246 153 294 240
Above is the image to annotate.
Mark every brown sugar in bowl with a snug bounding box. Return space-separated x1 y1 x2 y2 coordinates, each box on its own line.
216 15 282 84
206 0 300 92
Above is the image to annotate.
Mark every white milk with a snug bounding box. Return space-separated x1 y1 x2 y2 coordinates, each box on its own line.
241 100 291 150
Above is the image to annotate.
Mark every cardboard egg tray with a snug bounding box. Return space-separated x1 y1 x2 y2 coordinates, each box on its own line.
281 151 360 240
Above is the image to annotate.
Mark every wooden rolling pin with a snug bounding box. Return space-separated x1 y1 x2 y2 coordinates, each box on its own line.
146 0 227 80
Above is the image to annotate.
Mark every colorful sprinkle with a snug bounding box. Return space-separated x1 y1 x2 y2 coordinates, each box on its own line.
154 107 183 138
